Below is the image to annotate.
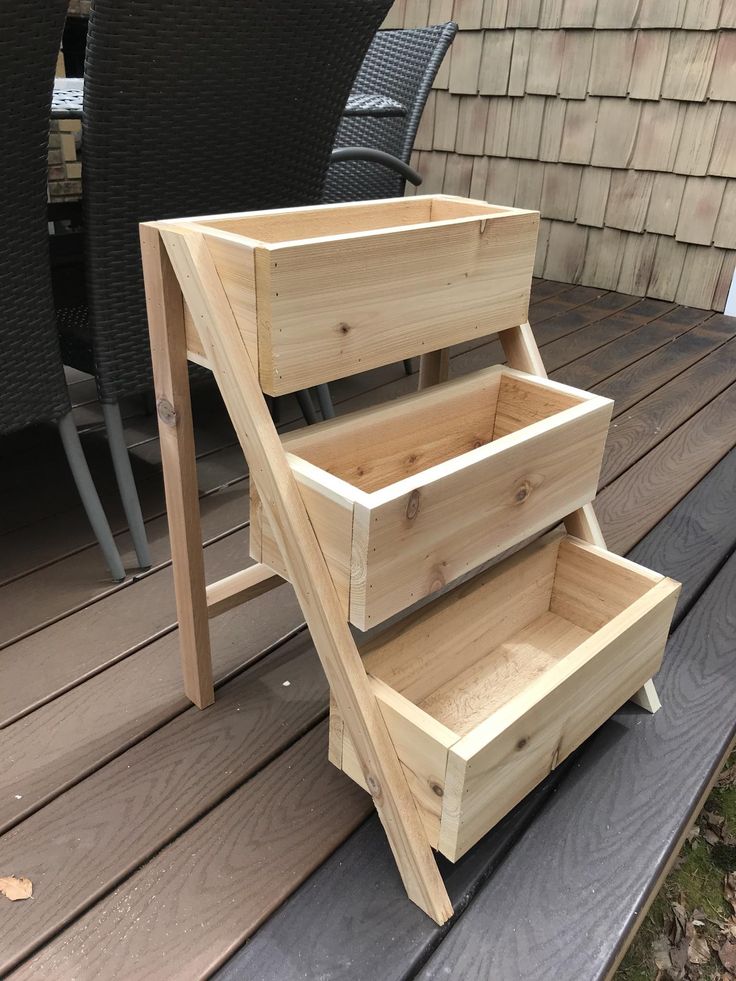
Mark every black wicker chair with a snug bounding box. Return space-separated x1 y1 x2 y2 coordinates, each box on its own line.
324 22 458 203
56 0 394 568
0 0 124 581
315 22 457 407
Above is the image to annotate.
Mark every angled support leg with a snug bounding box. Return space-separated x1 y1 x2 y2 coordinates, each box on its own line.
418 348 450 389
499 323 660 714
158 222 453 925
140 224 214 709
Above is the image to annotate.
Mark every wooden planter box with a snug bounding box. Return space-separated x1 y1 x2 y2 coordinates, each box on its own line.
176 195 539 395
250 366 613 628
329 531 680 862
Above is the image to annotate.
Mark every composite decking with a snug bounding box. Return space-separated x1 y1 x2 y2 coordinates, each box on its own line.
1 280 735 979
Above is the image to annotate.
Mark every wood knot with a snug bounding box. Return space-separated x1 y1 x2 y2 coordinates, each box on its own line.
338 322 351 335
516 736 529 751
514 479 533 504
365 774 381 798
156 397 177 427
405 489 421 521
430 781 444 798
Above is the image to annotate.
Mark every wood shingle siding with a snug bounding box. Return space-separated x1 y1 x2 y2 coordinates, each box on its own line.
392 1 736 309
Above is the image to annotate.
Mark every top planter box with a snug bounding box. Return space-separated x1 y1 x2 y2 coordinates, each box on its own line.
175 195 539 396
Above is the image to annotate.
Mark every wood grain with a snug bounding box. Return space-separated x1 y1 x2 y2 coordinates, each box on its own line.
599 337 736 485
417 555 736 981
596 381 736 554
0 633 328 975
213 441 736 981
12 725 371 981
0 575 302 835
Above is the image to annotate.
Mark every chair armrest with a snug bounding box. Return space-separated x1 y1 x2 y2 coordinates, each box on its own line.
330 147 422 186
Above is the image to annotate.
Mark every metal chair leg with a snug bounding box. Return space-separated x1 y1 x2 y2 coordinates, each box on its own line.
102 400 152 569
295 388 319 425
57 411 126 581
315 383 335 420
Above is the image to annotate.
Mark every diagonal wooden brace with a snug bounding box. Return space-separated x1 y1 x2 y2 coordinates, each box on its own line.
499 322 661 714
153 221 453 926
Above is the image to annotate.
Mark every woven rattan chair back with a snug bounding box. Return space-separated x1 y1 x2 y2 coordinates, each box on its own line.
78 0 392 404
323 22 457 203
0 0 70 433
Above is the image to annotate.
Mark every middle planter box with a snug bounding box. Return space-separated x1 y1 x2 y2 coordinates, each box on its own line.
250 365 613 628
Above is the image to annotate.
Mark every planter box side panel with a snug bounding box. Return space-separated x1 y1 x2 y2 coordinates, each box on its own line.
259 212 539 396
438 581 680 861
204 234 259 368
351 401 612 629
250 477 354 616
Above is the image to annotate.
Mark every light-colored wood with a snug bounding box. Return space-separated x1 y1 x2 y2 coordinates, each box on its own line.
418 349 450 388
330 532 680 862
155 222 453 926
500 321 660 724
205 564 283 619
253 365 612 629
499 323 607 548
443 570 679 859
139 224 214 709
175 196 537 395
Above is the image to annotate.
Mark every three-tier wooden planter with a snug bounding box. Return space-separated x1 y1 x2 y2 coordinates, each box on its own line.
142 194 680 926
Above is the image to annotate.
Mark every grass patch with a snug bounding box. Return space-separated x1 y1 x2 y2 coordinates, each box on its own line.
615 751 736 981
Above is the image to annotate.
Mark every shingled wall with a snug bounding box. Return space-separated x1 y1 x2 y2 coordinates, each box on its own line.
386 0 736 311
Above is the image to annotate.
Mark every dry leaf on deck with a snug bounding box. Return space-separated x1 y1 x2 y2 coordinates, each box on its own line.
653 936 674 972
717 765 736 788
0 876 33 901
688 934 711 965
726 874 736 915
719 939 736 972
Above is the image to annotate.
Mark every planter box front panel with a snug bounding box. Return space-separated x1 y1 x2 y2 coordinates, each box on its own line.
182 196 539 396
329 533 680 860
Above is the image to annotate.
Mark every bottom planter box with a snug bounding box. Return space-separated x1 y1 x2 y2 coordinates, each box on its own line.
329 530 680 862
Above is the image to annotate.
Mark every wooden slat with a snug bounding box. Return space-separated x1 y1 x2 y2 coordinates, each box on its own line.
616 233 658 296
673 101 721 176
593 313 736 415
605 170 655 233
559 97 598 164
448 31 484 94
576 167 611 227
478 30 514 94
599 337 736 486
550 303 713 385
675 245 724 308
645 172 687 235
526 30 564 95
542 221 588 282
0 572 302 835
0 525 257 728
710 31 736 100
540 163 582 220
661 30 718 102
557 29 593 98
589 31 636 97
206 564 283 618
632 100 683 172
590 99 640 169
538 99 565 162
0 633 331 975
484 96 512 155
710 103 736 178
595 381 736 554
627 29 670 100
12 724 372 980
675 176 727 245
508 28 532 95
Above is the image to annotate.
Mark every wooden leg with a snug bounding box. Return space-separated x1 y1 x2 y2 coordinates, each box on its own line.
140 224 214 710
418 348 450 389
160 224 453 924
500 322 661 714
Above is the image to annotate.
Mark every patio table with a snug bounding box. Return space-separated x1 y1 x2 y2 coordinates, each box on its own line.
48 78 406 204
50 76 406 120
